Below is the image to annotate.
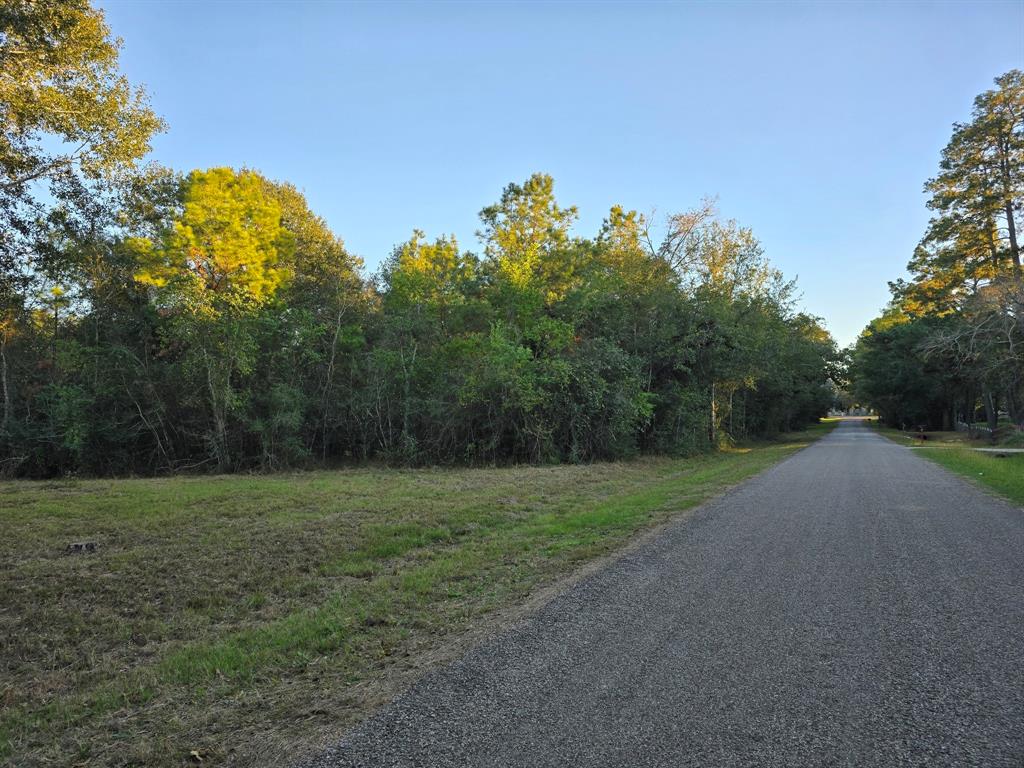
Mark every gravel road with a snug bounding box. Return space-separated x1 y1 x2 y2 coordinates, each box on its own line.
311 420 1024 767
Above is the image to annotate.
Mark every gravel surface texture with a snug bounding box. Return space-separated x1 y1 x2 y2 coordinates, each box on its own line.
310 420 1024 767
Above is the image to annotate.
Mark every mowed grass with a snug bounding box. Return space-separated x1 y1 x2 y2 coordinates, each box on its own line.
915 447 1024 506
869 422 970 448
869 422 1024 505
1 423 833 767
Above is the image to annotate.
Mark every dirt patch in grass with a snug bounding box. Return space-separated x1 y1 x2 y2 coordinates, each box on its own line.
0 424 833 767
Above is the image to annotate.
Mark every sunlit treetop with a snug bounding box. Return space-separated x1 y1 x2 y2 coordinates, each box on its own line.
384 230 475 311
133 168 294 309
0 0 165 282
594 206 659 285
923 69 1023 277
0 0 163 191
892 70 1024 319
478 173 578 299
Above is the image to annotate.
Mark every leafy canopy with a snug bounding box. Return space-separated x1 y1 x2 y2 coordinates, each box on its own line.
133 168 294 309
479 173 578 299
906 69 1024 312
0 0 164 267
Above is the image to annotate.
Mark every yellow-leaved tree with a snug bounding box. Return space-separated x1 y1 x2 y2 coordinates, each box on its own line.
478 173 578 305
131 167 295 469
133 167 294 312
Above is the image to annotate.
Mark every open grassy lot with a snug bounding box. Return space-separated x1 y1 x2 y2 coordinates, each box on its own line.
870 422 1024 506
1 424 833 768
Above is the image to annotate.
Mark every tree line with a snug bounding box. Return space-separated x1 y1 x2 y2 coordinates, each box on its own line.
852 71 1023 434
0 1 836 477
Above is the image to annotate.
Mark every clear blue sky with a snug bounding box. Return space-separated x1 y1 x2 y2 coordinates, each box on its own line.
98 0 1023 346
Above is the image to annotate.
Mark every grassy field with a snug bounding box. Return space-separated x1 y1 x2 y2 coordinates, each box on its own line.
1 423 834 768
870 422 1024 506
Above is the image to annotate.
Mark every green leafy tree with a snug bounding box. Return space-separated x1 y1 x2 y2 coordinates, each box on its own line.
261 178 367 462
0 0 163 278
921 70 1023 284
479 173 579 308
132 168 295 469
134 167 294 308
852 309 965 430
858 72 1024 432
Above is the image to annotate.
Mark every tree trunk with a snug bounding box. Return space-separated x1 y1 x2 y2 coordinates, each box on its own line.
0 337 9 436
52 301 58 363
998 140 1020 272
205 351 230 471
983 391 999 442
1006 385 1022 427
709 381 717 446
318 309 345 460
987 218 1000 270
1005 201 1021 272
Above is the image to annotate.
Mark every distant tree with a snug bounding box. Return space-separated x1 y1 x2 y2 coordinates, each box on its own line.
852 309 964 430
